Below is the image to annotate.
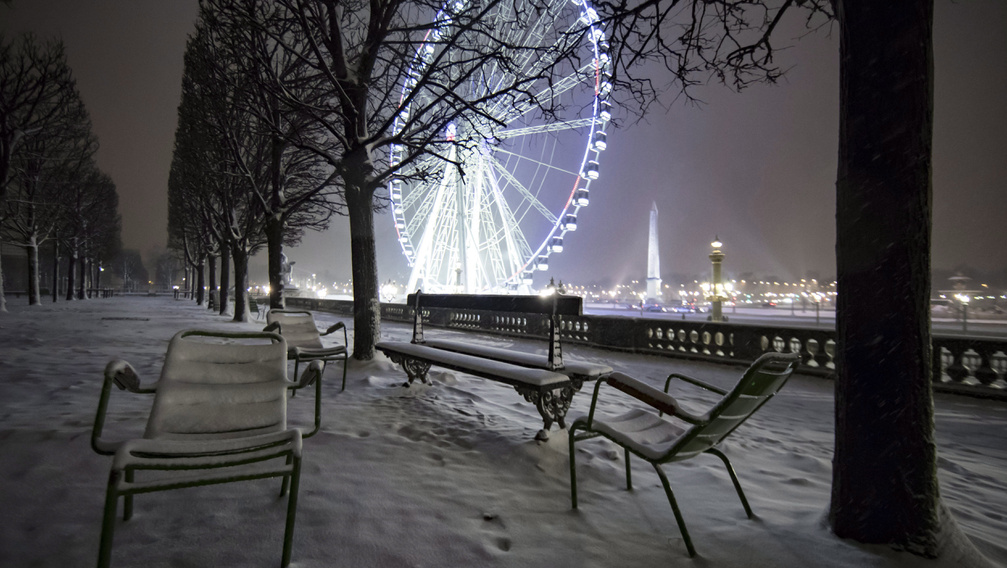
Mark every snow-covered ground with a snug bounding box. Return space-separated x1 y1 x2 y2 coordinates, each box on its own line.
0 296 1004 567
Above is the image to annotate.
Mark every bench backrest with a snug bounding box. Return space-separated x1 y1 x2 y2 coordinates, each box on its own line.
407 291 583 371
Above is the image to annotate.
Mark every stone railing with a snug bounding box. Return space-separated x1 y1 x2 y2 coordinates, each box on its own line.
287 297 1007 400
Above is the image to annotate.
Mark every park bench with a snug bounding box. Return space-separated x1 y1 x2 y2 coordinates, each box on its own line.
376 291 612 440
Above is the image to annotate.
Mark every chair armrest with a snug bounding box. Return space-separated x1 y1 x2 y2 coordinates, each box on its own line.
292 359 325 390
607 373 682 417
263 321 281 333
321 321 348 347
92 360 155 456
288 360 324 438
665 372 728 396
584 373 704 427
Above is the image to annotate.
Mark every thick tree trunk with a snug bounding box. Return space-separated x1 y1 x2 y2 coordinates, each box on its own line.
195 257 205 306
830 0 940 556
267 103 287 311
25 237 40 306
346 186 379 359
265 215 286 310
231 243 249 323
219 245 231 316
208 254 217 309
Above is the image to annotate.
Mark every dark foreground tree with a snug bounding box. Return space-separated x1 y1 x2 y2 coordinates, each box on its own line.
830 0 945 555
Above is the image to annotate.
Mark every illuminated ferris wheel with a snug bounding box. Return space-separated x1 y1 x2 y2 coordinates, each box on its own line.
388 0 612 293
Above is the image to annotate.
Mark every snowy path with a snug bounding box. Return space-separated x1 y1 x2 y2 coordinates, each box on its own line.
0 296 1004 567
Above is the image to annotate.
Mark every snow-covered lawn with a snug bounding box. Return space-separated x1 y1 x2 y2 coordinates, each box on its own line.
1 296 1004 567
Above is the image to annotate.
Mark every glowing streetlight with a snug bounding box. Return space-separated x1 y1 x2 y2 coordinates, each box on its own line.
707 236 727 322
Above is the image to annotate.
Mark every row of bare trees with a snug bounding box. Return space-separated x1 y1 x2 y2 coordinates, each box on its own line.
0 33 122 311
168 0 973 560
170 0 591 342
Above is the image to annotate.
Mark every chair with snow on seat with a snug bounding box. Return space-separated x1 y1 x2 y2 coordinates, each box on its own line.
264 309 349 391
568 351 801 557
90 329 325 568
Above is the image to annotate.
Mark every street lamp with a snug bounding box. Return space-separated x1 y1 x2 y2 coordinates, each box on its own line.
708 237 727 322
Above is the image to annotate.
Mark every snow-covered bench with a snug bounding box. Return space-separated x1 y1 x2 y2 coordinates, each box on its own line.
376 291 612 440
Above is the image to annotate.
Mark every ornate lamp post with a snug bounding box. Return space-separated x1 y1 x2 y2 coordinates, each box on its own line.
708 237 727 322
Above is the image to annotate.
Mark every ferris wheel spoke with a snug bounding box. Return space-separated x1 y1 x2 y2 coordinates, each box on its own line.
491 147 579 178
484 168 535 277
485 155 559 225
495 118 595 139
488 60 597 125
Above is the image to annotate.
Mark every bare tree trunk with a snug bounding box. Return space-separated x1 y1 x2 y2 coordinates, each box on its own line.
346 185 379 359
265 215 285 310
51 238 59 303
231 243 249 323
0 235 7 313
208 252 217 310
78 256 86 300
65 243 77 301
25 236 41 305
218 243 230 316
830 0 941 556
195 257 205 305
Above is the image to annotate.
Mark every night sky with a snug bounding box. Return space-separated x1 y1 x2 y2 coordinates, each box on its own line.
3 0 1005 288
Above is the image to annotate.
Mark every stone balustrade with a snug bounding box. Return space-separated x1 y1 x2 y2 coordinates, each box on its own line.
287 297 1007 400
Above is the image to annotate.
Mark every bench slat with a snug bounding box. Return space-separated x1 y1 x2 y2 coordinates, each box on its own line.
422 339 612 379
377 342 569 388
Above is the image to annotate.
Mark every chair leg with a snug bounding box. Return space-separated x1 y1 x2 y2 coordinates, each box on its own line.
280 455 291 497
653 464 696 557
291 360 300 398
568 426 580 509
281 455 302 568
706 447 753 518
97 473 120 568
625 448 632 491
340 356 348 392
123 469 134 520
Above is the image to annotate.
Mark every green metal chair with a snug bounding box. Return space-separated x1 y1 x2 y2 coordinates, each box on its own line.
568 351 801 557
90 329 324 568
265 309 349 391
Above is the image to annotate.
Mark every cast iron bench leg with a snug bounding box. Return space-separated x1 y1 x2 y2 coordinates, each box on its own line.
386 353 432 386
515 384 575 441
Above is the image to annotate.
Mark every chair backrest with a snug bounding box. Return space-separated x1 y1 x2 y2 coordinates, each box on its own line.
266 310 324 349
144 330 289 440
669 352 800 461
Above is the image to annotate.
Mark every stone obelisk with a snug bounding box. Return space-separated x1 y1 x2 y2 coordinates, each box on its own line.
646 201 663 303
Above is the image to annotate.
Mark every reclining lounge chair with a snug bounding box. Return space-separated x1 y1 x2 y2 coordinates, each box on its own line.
90 329 324 568
265 309 349 391
568 351 801 557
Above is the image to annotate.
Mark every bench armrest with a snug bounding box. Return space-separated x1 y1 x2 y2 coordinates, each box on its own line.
262 321 281 333
92 360 155 456
664 372 728 396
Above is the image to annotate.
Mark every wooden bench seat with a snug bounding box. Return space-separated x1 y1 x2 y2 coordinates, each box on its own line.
376 290 612 439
